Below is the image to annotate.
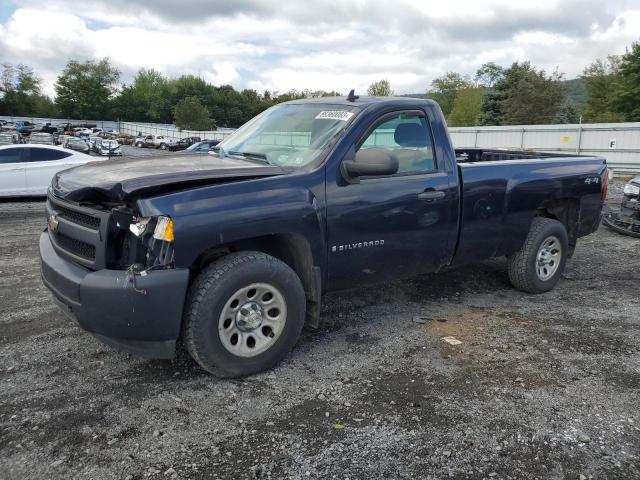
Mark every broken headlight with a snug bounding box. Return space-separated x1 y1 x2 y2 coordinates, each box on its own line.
129 215 175 268
623 182 639 198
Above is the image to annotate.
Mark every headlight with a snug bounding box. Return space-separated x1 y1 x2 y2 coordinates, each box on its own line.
623 183 640 196
153 216 174 241
129 215 174 268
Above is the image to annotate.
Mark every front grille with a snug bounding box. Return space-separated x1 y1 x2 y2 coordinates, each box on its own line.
54 232 96 260
57 206 101 230
46 194 112 269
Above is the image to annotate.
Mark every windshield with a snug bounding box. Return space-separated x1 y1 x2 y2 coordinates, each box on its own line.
218 103 359 168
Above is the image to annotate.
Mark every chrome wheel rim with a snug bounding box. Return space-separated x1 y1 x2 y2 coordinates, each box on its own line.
218 283 287 357
536 235 562 281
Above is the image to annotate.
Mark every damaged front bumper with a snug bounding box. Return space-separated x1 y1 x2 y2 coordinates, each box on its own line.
602 197 640 238
39 232 189 358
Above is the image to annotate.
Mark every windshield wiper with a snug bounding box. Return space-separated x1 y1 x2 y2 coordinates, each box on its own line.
227 150 273 165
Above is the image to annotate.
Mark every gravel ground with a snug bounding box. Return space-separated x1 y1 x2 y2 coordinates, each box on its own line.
1 179 638 480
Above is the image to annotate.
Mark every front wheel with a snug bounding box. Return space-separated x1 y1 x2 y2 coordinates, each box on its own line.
159 143 167 150
507 217 568 294
183 252 306 377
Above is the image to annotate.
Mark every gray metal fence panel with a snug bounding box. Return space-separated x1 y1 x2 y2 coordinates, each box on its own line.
449 122 640 173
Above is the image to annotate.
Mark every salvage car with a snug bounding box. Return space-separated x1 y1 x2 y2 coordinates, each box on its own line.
63 137 91 154
39 95 607 377
603 175 640 237
28 132 55 145
0 144 96 196
182 139 220 153
0 132 20 145
168 136 201 152
134 134 173 150
92 139 122 156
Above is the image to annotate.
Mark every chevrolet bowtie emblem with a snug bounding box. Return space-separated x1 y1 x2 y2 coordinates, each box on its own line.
48 215 59 232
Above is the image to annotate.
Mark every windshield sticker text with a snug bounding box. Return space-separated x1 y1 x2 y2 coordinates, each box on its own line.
315 111 354 122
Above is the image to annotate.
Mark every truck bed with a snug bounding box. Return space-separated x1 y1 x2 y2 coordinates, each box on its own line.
452 151 606 265
455 148 590 163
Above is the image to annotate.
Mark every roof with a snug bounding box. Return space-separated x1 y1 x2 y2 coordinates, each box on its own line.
283 95 437 109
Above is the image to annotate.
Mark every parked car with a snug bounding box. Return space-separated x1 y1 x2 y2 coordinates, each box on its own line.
168 136 201 152
39 123 58 134
92 139 122 156
134 134 173 150
182 139 220 153
0 131 21 145
39 95 608 377
57 134 71 146
29 132 55 145
0 144 96 196
63 137 90 154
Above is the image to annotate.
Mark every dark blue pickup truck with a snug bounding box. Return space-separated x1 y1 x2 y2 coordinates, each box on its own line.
40 95 608 377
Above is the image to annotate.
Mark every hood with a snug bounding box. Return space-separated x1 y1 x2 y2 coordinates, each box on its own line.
52 153 286 203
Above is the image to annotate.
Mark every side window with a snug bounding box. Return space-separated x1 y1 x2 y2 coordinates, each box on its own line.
0 148 23 164
359 112 436 174
28 148 71 162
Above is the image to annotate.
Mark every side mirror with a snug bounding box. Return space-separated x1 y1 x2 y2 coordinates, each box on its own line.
343 148 399 179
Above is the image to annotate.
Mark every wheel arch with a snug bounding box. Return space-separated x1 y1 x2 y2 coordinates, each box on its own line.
189 233 323 326
535 197 580 256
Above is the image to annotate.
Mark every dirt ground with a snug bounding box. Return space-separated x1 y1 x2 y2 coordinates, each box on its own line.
1 180 638 480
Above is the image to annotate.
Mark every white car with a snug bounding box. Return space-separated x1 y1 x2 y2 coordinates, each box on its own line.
0 144 102 197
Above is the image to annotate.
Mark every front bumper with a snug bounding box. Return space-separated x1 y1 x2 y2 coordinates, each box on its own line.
39 232 189 358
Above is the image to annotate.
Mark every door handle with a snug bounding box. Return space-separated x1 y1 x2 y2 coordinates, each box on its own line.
417 190 445 201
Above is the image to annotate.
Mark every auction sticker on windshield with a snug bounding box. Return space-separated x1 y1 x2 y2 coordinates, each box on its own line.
315 111 355 121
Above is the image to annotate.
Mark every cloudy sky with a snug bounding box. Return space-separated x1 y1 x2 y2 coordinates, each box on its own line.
0 0 639 97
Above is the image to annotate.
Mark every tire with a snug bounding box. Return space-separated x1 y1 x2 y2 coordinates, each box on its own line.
183 252 306 378
507 217 568 294
136 142 143 148
159 143 167 150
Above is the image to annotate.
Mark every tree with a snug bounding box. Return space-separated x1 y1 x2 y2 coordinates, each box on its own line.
0 63 58 117
55 58 120 118
501 65 565 125
428 72 472 116
447 87 483 126
479 62 565 125
174 96 214 130
555 102 580 124
581 56 623 122
612 41 640 121
475 62 504 88
367 79 393 96
112 69 173 122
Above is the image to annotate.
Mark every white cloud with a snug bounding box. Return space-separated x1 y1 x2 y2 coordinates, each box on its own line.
0 0 639 97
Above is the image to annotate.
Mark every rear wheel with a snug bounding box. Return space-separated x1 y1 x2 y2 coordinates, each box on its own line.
136 142 143 148
507 217 568 293
159 143 167 150
183 252 306 377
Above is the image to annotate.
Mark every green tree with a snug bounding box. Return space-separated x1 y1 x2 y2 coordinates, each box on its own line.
447 87 483 126
581 56 623 122
0 64 58 117
501 65 565 125
55 59 120 118
555 102 580 124
112 69 173 123
174 96 214 130
475 62 504 88
367 79 393 96
479 62 565 125
612 41 640 121
428 72 472 116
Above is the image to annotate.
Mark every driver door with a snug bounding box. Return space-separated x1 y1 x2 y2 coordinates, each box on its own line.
326 110 456 289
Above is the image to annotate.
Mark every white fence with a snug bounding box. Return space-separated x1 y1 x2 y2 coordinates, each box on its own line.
0 115 119 131
449 122 640 173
